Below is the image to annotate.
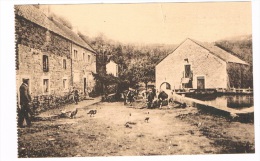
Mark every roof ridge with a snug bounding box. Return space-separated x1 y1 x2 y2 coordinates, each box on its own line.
157 38 248 66
188 38 248 65
50 18 96 53
15 5 96 54
187 38 228 62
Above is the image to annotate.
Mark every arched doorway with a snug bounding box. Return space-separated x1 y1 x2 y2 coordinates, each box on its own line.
160 82 171 91
160 82 172 96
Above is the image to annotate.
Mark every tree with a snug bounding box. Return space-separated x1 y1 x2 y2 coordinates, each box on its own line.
79 33 172 93
129 57 155 89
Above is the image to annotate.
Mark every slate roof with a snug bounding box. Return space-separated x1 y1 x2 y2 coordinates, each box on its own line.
157 38 248 65
190 38 248 65
15 5 96 53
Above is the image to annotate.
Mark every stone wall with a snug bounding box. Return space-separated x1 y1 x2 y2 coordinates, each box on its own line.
15 16 70 57
16 16 72 101
71 43 96 95
15 14 96 112
16 44 72 96
156 39 227 91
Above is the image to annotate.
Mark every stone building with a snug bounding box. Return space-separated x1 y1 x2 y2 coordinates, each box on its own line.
15 5 96 104
156 38 249 93
106 60 118 77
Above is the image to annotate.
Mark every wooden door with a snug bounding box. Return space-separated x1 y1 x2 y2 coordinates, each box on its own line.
197 76 205 89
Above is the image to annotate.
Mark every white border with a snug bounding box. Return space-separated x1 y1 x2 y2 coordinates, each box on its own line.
1 0 259 161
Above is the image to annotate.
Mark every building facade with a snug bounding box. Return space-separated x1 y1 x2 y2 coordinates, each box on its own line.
15 5 96 104
156 38 249 93
106 60 118 77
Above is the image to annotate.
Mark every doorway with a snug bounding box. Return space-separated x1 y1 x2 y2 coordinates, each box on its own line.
197 76 205 89
83 78 87 95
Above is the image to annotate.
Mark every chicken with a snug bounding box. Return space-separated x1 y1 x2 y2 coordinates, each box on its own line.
87 110 97 117
70 108 78 119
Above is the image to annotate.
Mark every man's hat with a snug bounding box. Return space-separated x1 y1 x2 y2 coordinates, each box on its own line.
22 78 29 83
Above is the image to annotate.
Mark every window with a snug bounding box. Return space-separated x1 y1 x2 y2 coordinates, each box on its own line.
43 55 49 72
184 64 191 78
43 79 49 93
83 53 86 62
74 50 78 60
63 59 66 69
63 79 68 89
88 55 91 63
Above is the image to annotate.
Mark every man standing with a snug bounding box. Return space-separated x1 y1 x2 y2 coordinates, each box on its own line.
146 88 154 108
71 87 79 104
126 87 135 106
18 79 32 127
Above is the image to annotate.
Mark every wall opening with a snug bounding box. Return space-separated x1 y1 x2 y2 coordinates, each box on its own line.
160 82 171 91
43 55 49 72
43 79 49 94
197 76 205 89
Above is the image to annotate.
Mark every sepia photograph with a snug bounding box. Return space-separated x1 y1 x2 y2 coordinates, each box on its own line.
1 0 260 160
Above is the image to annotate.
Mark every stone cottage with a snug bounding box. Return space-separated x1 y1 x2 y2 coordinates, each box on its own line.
156 38 249 93
106 60 118 77
15 5 96 104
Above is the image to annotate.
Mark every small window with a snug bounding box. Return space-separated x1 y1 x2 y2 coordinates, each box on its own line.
43 55 49 72
63 59 66 69
43 79 49 93
88 55 91 63
83 53 86 62
63 79 68 89
74 50 78 60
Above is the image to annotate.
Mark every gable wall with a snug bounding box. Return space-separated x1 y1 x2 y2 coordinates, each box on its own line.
156 39 227 91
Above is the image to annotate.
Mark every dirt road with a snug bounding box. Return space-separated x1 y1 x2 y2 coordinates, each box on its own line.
18 101 255 157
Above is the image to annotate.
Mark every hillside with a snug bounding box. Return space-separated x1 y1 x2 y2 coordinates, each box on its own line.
215 35 253 88
215 35 252 65
80 33 253 91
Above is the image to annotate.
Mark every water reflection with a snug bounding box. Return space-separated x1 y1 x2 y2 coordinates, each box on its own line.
186 94 254 109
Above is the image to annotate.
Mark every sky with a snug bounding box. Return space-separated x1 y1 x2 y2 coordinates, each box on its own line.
49 2 252 45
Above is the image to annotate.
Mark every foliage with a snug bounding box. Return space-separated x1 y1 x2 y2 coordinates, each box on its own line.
81 33 253 90
215 35 253 88
92 72 120 85
215 35 252 65
81 34 173 92
31 93 76 114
